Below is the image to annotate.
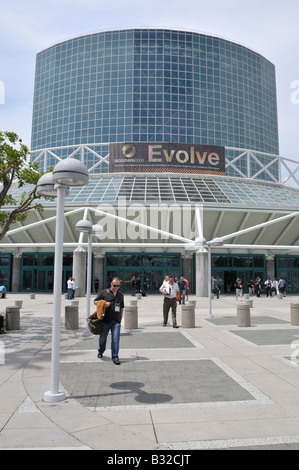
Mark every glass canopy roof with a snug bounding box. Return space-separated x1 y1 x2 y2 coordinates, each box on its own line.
64 174 299 208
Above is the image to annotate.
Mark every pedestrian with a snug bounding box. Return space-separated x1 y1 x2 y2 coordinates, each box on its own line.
255 277 262 297
272 278 279 296
211 276 220 299
235 277 243 300
184 277 189 300
131 276 136 296
94 276 99 293
136 277 141 294
159 274 180 328
0 285 6 299
178 276 186 304
72 278 76 299
163 275 169 284
264 278 273 297
278 277 287 296
67 277 73 299
247 279 254 296
94 277 124 365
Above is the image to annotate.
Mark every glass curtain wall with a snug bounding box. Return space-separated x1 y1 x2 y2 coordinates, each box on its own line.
32 28 279 180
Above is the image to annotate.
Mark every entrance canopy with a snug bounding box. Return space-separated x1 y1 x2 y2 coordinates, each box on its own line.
1 204 299 256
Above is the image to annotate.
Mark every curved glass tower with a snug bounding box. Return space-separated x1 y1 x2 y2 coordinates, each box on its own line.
31 28 279 158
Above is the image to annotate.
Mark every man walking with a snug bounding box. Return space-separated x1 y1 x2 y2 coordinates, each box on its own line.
159 275 180 328
178 276 186 304
211 276 220 299
94 277 124 365
67 277 73 300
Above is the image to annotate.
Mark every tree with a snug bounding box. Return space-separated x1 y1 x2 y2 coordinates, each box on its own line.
0 131 44 241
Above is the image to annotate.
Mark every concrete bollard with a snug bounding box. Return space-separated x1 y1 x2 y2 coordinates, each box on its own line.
130 298 138 306
136 293 142 300
290 303 299 326
124 306 138 329
242 298 253 308
30 293 36 300
187 300 197 308
15 300 23 308
237 303 251 327
6 307 21 331
65 305 79 330
181 304 195 328
71 300 79 307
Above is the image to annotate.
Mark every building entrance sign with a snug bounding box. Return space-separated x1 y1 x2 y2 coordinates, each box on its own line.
109 142 225 175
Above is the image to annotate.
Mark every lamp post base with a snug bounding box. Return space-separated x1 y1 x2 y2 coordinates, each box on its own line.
43 390 66 403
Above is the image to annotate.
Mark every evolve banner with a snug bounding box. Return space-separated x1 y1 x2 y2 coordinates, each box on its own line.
109 142 225 175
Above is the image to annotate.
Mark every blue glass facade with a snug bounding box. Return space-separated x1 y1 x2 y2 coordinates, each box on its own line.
31 28 279 171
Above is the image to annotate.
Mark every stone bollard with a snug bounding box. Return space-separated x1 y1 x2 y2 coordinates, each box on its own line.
65 305 79 330
242 298 253 308
6 307 21 331
290 303 299 326
187 300 197 308
278 293 283 299
124 306 138 329
130 299 138 306
181 304 195 328
30 293 36 300
71 300 79 307
237 303 251 327
74 288 80 298
136 293 142 300
15 300 23 308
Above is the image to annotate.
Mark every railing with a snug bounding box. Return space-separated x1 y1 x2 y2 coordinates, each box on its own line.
30 144 299 187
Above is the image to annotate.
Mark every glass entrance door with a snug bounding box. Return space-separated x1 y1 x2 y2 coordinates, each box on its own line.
119 269 168 294
105 252 181 294
37 269 54 291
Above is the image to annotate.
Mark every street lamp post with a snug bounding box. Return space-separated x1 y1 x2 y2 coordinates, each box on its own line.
37 160 89 403
75 220 105 334
195 236 224 319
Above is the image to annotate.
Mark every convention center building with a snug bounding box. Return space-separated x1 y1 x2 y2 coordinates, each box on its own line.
1 27 299 296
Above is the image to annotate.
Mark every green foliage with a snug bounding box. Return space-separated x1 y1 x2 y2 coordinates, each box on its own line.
0 131 45 240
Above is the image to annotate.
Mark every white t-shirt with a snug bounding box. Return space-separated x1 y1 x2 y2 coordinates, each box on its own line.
67 279 73 289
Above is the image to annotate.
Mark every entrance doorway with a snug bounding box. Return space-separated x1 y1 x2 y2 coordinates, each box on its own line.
224 271 237 294
105 252 181 294
211 254 266 294
21 252 73 292
122 269 167 294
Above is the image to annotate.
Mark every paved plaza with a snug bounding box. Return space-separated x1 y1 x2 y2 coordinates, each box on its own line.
1 292 299 450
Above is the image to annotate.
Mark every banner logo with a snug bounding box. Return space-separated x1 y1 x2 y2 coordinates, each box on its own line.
110 142 225 175
122 144 136 158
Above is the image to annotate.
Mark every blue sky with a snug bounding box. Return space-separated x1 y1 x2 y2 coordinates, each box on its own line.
0 0 298 164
